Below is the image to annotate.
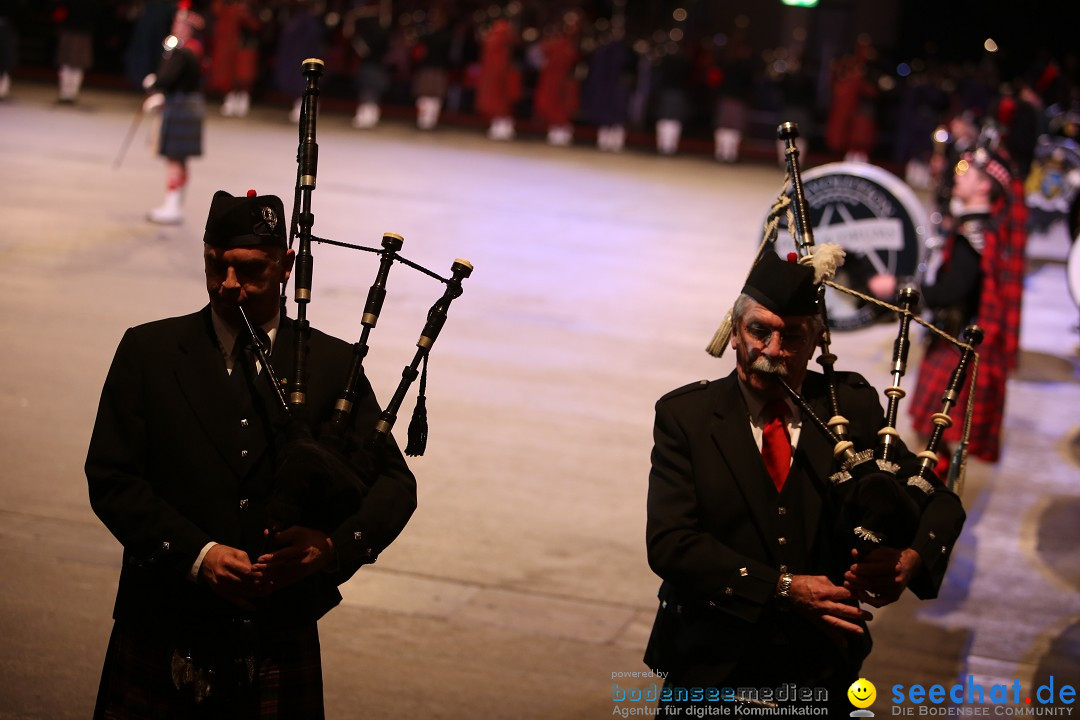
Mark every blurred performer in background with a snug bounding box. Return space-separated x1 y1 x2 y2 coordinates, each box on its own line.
826 38 877 163
476 13 520 141
143 0 205 225
533 14 579 147
645 253 965 715
274 1 325 123
208 0 260 118
711 33 753 163
910 148 1028 466
0 0 19 100
344 0 390 129
54 0 100 103
87 189 417 719
124 0 175 91
652 40 691 156
412 7 452 131
582 23 633 152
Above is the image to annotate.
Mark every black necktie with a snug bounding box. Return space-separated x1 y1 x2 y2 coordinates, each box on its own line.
229 337 255 400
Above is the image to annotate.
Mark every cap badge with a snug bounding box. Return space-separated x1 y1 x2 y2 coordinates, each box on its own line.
262 206 278 230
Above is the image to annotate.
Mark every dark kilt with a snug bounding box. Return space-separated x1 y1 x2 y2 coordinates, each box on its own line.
94 619 324 720
57 30 93 70
412 67 448 99
356 64 389 104
159 93 204 160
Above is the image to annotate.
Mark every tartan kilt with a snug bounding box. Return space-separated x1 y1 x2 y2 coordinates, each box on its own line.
159 93 205 161
910 337 965 444
94 619 325 720
909 336 1004 462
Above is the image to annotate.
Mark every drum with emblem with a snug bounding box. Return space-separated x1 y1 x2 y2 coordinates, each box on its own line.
765 162 935 330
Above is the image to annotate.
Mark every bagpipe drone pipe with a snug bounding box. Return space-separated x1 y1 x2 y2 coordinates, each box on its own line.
238 59 472 537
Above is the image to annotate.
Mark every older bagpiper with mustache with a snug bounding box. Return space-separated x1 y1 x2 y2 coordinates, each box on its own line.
644 251 965 716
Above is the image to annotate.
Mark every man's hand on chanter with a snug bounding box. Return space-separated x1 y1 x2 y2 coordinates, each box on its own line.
252 526 337 591
844 547 922 607
787 574 874 637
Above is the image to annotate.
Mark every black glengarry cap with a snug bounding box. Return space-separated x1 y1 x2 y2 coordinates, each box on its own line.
203 189 287 249
741 251 818 316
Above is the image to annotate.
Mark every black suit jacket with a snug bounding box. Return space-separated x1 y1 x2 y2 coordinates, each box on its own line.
644 370 964 683
86 307 417 629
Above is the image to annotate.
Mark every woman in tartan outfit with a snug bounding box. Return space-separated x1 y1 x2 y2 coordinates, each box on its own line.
909 147 1028 463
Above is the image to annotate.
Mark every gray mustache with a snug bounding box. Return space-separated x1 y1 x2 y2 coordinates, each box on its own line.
751 355 789 377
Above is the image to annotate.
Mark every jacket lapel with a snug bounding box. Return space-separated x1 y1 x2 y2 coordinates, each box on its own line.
174 307 241 475
709 374 778 559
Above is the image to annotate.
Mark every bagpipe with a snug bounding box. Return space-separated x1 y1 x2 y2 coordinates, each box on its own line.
714 122 981 558
238 58 472 535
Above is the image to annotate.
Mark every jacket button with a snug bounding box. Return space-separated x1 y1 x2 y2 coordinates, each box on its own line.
928 531 936 539
239 498 250 509
240 449 249 458
723 587 734 596
161 541 170 551
240 418 249 427
779 564 788 572
353 531 363 541
739 567 748 577
778 536 787 545
778 506 787 516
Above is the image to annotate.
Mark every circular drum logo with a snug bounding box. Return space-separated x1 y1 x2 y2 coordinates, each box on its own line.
767 163 934 330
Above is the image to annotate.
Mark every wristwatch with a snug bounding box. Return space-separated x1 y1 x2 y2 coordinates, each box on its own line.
776 572 794 605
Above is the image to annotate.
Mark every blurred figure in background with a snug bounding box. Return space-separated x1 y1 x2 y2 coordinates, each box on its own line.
124 0 175 92
711 31 753 163
274 1 325 124
142 0 205 225
208 0 260 118
826 37 877 163
996 80 1043 182
412 7 453 130
652 39 691 156
54 0 101 103
476 12 520 141
533 12 580 147
773 46 814 167
582 20 633 152
344 0 390 129
0 1 20 100
894 64 949 189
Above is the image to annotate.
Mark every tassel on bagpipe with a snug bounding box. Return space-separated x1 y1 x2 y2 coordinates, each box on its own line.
774 122 978 558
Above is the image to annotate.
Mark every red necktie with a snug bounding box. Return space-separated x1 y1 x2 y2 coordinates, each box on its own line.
761 399 791 492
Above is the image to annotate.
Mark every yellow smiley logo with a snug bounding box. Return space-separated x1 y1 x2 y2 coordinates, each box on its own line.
848 678 877 708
